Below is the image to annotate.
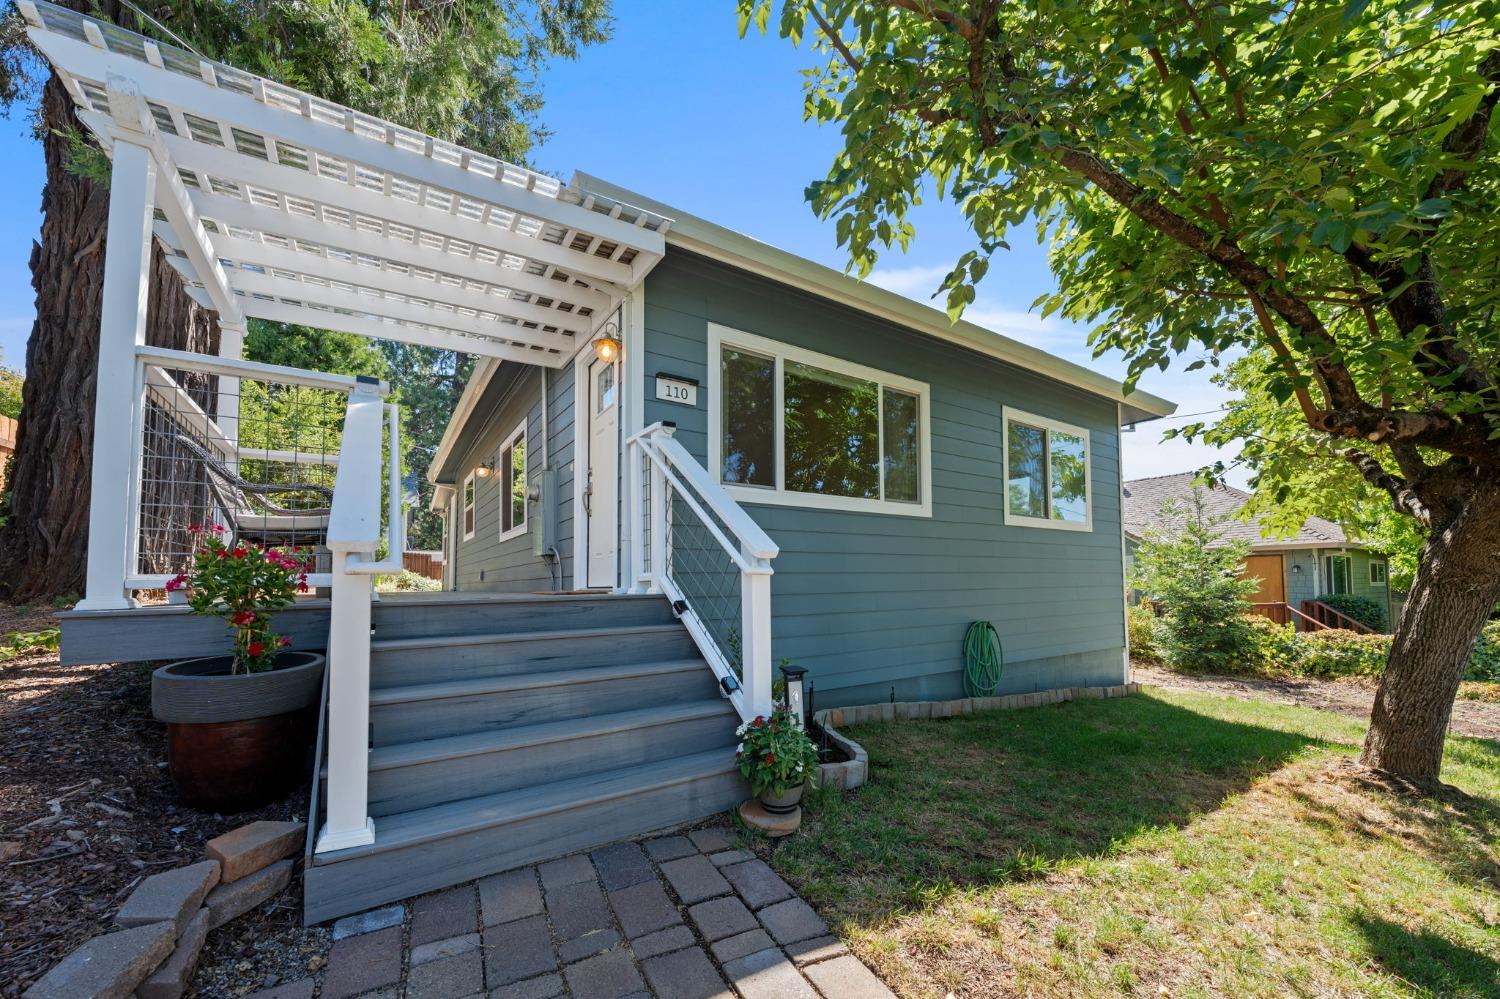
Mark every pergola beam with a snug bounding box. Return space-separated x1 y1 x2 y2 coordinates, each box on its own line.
240 297 568 367
193 193 614 316
155 131 637 287
228 268 576 353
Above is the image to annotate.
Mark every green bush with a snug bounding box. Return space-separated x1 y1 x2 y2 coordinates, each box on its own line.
1244 616 1300 672
1127 605 1162 662
1467 621 1500 683
1291 630 1390 678
376 569 442 592
1313 593 1387 632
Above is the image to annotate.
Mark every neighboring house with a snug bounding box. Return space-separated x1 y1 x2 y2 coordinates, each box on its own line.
0 414 16 491
32 0 1176 923
1123 472 1398 629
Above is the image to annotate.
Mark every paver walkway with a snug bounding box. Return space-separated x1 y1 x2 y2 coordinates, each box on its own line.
249 824 894 999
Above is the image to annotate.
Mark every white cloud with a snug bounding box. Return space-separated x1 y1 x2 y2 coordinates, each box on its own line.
865 263 1083 354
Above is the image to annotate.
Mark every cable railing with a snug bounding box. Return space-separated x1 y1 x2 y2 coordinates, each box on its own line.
626 423 779 722
130 346 372 592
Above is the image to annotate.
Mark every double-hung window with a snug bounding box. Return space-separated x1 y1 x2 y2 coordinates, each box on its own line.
1369 560 1388 586
461 470 476 541
498 420 527 541
709 325 931 516
1002 407 1092 530
1325 555 1352 595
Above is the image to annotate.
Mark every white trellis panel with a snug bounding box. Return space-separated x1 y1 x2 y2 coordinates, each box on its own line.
21 0 671 363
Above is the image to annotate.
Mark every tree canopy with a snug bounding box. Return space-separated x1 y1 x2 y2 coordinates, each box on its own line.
739 0 1500 785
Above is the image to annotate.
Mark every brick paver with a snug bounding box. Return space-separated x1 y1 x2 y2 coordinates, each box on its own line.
299 821 893 997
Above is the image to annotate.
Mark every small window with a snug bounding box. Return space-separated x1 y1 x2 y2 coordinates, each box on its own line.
1325 555 1352 595
1002 407 1091 530
710 326 930 516
462 471 476 541
498 420 527 541
1369 560 1388 586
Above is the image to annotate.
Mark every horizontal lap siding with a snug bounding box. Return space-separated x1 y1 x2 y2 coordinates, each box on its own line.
453 367 552 593
644 250 1128 706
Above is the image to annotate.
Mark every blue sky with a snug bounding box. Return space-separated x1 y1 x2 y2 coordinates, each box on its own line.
0 0 1237 482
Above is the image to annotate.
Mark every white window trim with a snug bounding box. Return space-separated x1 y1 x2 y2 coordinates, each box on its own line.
1369 559 1388 586
461 469 477 542
1001 406 1093 532
497 418 528 543
706 323 933 518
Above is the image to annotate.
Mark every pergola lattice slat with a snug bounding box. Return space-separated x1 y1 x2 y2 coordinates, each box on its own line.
22 0 670 362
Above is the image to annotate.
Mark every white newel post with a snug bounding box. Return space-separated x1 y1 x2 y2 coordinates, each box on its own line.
741 555 774 719
317 547 375 852
649 430 670 594
78 138 156 611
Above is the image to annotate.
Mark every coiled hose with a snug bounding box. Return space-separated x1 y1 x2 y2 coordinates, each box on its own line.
963 621 1004 697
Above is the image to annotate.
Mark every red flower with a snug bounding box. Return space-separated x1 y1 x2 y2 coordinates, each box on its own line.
247 641 265 657
752 715 766 726
296 574 310 593
187 524 202 534
165 573 188 593
211 524 226 534
278 637 291 648
763 752 776 765
231 546 248 559
231 610 256 625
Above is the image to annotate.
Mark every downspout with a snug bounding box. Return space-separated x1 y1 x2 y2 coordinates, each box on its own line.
539 366 561 590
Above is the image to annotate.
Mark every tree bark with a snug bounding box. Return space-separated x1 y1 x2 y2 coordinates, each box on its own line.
1360 484 1500 786
0 68 215 602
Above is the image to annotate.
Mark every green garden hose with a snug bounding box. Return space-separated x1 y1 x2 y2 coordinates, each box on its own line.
963 620 1004 697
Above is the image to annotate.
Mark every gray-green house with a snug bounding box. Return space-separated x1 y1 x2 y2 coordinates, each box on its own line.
428 174 1178 708
1123 472 1399 629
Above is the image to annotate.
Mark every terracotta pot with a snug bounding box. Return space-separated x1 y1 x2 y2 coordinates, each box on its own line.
152 652 325 812
757 782 805 815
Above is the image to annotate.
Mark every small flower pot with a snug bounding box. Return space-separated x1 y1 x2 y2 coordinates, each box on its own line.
757 782 805 815
151 651 325 813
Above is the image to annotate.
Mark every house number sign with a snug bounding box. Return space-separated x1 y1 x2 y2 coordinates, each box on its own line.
655 373 698 407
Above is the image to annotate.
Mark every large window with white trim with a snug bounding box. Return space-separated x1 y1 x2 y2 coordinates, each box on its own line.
498 420 527 541
709 325 931 515
1002 407 1092 530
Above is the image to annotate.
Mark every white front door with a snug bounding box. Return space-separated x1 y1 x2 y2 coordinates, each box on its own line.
585 358 619 588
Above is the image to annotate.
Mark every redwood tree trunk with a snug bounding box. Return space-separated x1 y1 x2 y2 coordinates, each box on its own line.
1360 484 1500 786
0 69 215 602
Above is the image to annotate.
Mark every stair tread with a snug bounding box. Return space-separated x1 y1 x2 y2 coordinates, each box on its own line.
317 749 738 861
368 700 737 771
370 621 686 652
369 658 708 706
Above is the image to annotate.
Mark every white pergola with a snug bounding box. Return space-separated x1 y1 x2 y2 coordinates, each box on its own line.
21 0 670 610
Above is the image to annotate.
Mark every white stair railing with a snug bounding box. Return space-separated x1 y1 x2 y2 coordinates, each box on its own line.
318 380 403 854
626 423 779 722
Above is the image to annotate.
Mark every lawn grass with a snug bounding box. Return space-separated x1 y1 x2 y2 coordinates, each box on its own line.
772 688 1500 998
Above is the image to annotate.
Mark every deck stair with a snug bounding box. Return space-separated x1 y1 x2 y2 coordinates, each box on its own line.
303 592 744 924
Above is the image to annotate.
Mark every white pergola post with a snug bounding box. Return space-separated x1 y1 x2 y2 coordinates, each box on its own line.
216 320 245 465
77 138 156 611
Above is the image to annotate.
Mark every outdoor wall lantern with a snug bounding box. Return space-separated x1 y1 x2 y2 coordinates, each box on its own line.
1290 564 1303 574
475 460 496 479
593 322 622 364
780 662 808 727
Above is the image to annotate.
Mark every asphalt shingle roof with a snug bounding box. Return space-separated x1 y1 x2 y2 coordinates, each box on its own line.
1122 472 1348 548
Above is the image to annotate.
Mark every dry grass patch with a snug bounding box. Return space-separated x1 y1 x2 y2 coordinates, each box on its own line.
771 689 1500 998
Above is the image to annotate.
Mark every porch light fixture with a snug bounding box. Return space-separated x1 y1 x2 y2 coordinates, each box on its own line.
475 460 496 479
780 662 808 728
593 322 622 364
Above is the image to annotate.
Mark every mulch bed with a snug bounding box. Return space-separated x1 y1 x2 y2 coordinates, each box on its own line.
0 604 313 997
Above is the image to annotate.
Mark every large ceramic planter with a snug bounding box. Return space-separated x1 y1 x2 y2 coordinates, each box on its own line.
152 651 325 812
757 782 805 815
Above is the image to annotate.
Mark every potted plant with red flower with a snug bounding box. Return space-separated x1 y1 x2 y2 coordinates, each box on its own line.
735 707 820 817
150 525 324 811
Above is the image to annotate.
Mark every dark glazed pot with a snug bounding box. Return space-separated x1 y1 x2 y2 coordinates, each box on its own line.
152 651 325 812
